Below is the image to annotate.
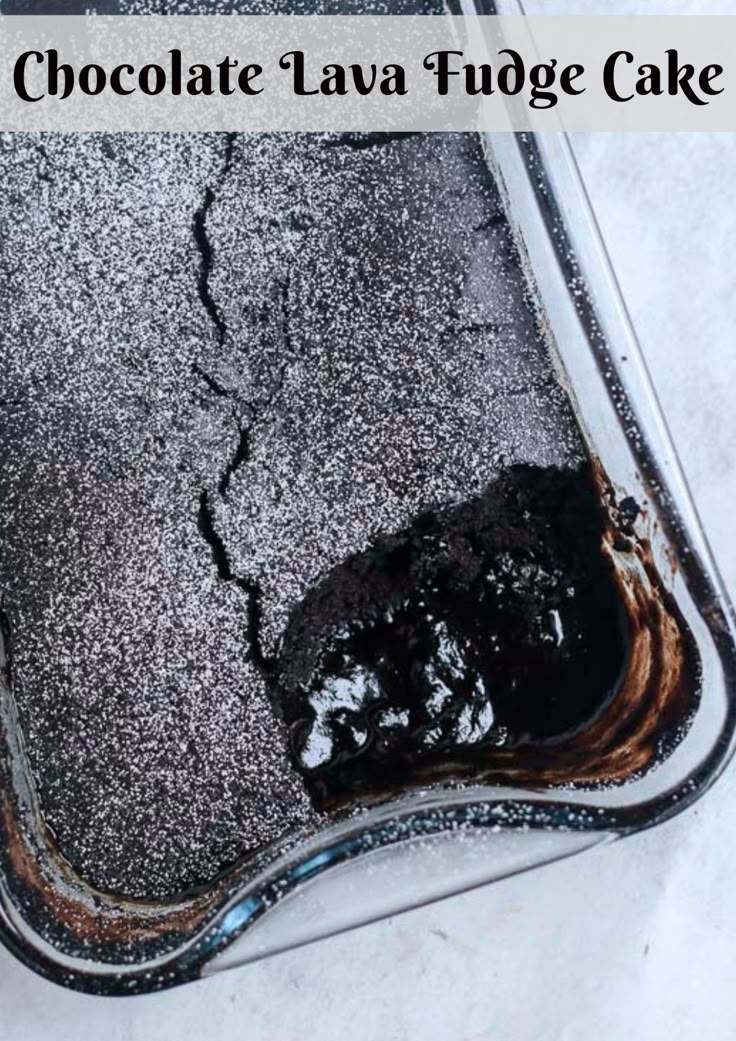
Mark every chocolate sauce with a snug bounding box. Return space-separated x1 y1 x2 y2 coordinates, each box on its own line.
275 463 630 810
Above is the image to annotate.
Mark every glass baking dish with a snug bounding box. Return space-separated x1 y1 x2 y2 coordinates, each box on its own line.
1 14 735 999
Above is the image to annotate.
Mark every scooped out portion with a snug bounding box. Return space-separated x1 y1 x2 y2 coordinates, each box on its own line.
275 463 630 810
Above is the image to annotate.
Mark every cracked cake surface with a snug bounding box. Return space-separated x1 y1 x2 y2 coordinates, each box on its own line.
0 127 586 898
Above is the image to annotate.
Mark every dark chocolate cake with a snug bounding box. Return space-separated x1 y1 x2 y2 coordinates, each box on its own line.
0 1 697 906
0 126 593 897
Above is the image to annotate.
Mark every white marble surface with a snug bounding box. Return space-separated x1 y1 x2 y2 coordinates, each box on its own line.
3 9 736 1040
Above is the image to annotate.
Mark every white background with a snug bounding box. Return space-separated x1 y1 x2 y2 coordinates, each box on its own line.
3 1 736 1037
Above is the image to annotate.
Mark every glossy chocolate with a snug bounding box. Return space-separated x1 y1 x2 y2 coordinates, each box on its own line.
277 464 631 809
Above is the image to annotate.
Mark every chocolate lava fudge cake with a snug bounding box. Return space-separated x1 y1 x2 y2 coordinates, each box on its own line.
0 3 697 902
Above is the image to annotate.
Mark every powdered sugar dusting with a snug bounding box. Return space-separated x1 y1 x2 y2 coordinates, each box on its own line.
0 129 582 898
